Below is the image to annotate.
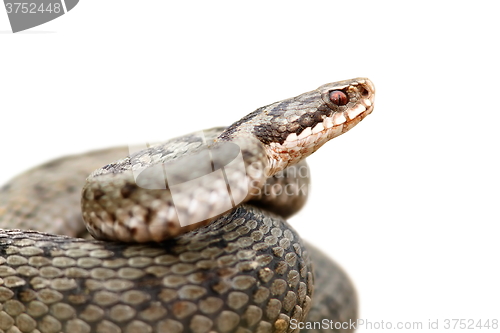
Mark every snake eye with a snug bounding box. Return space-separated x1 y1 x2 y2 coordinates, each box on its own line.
329 90 348 106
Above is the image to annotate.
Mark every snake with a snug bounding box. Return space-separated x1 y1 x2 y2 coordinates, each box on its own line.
0 78 374 333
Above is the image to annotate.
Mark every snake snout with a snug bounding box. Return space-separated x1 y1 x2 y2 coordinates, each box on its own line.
356 77 375 115
357 77 375 97
340 78 375 130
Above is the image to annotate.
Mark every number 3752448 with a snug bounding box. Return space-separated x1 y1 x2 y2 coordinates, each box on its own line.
444 319 498 330
5 3 62 14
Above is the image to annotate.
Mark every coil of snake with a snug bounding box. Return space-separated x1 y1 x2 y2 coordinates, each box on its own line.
0 78 374 333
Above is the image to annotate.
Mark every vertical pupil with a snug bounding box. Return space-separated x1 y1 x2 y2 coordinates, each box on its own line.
329 90 348 106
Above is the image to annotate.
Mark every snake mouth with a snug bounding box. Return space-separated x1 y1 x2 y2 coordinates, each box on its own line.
342 78 375 128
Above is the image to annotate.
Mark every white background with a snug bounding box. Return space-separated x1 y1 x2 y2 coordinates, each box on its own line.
1 1 499 332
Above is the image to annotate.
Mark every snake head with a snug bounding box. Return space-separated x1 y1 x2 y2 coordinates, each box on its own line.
318 77 375 126
238 78 376 175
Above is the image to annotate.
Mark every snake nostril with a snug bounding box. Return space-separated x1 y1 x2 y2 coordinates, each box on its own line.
359 87 370 98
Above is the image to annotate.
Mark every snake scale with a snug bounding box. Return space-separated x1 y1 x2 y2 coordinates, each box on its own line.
0 78 374 333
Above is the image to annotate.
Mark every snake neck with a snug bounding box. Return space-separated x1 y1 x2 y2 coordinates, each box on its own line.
81 78 375 243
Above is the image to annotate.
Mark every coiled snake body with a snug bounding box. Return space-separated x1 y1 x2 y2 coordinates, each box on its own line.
0 78 374 333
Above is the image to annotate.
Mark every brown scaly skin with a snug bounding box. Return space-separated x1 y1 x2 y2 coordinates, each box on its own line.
0 208 356 333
